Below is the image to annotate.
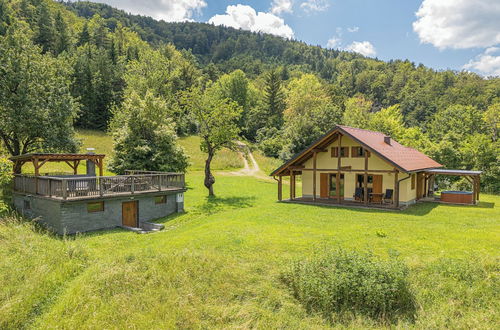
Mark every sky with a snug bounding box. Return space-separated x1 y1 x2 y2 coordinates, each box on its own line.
89 0 500 77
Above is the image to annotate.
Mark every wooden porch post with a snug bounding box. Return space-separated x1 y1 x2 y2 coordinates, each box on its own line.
363 149 368 205
313 152 317 201
290 170 294 201
337 134 342 204
278 176 283 201
394 170 399 208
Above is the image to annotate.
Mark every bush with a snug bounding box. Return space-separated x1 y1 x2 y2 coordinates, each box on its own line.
281 249 417 323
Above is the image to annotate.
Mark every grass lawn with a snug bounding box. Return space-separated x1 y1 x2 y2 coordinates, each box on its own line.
1 170 499 329
18 132 244 175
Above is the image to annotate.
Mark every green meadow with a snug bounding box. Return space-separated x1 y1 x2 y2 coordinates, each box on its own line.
1 132 499 329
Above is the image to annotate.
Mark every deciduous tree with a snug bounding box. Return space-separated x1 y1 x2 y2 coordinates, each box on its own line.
0 24 79 173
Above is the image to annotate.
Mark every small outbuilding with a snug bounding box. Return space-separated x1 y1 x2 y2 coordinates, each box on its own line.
11 153 186 234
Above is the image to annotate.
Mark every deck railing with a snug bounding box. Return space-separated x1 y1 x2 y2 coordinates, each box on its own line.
13 172 185 200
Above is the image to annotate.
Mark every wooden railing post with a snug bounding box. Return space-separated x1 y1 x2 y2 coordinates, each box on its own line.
131 176 135 194
48 179 52 197
99 178 104 196
158 175 162 191
62 179 68 200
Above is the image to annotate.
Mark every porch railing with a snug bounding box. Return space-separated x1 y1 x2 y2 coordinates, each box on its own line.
13 172 185 200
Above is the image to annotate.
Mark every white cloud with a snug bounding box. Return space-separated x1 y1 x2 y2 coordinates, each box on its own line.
347 26 359 33
300 0 329 13
271 0 293 15
92 0 206 22
344 41 376 57
463 48 500 77
326 37 341 48
413 0 500 49
209 5 294 39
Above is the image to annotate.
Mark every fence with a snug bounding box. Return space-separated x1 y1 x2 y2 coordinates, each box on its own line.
13 172 185 200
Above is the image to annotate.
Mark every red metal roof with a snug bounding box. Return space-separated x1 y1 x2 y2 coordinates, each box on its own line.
338 125 442 172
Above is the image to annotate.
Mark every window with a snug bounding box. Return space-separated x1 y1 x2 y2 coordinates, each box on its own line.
87 201 104 213
154 195 166 204
331 147 349 158
352 146 371 158
23 200 31 210
411 174 416 190
357 174 374 187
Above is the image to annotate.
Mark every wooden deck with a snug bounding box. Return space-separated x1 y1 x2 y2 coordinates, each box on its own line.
13 171 185 201
282 197 407 210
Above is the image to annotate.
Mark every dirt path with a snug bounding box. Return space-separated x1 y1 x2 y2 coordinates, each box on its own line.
221 142 270 180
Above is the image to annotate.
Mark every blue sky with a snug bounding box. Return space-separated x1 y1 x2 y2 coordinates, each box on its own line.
92 0 500 76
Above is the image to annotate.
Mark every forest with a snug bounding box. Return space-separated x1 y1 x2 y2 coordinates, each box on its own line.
0 0 499 193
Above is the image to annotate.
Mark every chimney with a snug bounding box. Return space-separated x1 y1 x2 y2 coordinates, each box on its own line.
384 136 391 145
86 148 96 176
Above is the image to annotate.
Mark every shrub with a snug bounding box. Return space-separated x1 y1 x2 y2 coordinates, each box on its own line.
281 249 417 323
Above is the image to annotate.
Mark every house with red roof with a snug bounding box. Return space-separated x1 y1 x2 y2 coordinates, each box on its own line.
270 125 481 209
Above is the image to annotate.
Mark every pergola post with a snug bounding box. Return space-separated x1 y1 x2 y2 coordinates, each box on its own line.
98 159 104 176
476 176 480 201
278 176 283 201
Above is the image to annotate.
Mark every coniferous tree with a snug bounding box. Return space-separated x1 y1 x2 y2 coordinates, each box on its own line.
54 10 70 55
34 1 55 53
263 69 286 129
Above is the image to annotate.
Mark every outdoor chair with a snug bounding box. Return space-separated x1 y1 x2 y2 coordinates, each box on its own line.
383 189 394 204
353 187 363 201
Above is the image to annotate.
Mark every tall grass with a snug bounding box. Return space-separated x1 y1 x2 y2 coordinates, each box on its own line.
281 249 417 324
0 167 498 328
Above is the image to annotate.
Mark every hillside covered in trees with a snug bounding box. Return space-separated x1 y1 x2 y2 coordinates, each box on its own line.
0 0 498 192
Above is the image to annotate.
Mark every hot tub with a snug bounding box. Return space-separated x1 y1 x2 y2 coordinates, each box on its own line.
440 191 474 204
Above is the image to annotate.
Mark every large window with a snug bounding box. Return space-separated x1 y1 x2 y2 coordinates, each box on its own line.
87 201 104 213
352 147 371 158
331 147 349 158
411 174 416 190
329 174 345 197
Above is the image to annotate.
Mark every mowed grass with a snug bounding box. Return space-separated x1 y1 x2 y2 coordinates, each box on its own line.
1 171 499 329
19 132 244 175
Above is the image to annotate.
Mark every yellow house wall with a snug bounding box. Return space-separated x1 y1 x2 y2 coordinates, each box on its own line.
300 135 417 204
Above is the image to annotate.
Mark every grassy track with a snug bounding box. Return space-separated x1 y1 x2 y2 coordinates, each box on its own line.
1 132 499 328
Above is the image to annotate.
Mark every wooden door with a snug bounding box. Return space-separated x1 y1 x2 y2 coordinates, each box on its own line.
372 175 383 203
122 201 137 227
320 173 329 198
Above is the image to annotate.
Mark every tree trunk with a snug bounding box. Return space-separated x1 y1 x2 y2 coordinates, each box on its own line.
13 161 22 174
204 150 215 196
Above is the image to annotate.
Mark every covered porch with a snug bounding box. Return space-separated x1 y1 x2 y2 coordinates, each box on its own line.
275 166 405 209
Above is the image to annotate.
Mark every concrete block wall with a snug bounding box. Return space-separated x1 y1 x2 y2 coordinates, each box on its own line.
13 194 63 233
14 191 184 235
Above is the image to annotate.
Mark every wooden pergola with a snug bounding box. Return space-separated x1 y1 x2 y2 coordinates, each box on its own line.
424 168 482 203
10 153 105 176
